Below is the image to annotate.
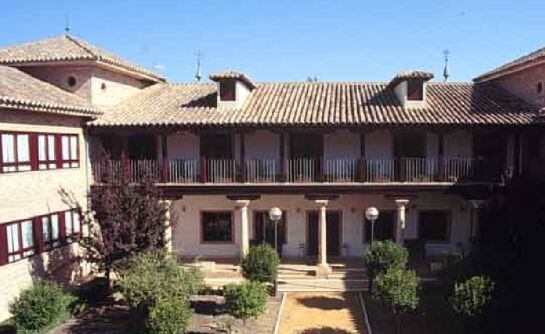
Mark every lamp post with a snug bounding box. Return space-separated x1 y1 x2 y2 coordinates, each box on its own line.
365 207 379 248
269 207 283 254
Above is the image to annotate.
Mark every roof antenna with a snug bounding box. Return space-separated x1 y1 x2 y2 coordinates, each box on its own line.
443 49 450 82
194 50 203 82
64 15 70 34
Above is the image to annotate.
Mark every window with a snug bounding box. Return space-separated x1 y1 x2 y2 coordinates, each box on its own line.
60 134 79 168
254 211 286 246
407 79 424 101
1 133 31 172
0 131 80 173
37 134 57 170
64 210 81 242
67 76 77 88
0 210 81 266
6 220 34 263
201 212 233 242
364 210 395 243
42 214 61 249
101 82 107 91
537 82 543 94
219 80 236 101
418 210 451 242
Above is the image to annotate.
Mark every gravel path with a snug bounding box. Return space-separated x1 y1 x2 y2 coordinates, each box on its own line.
278 292 365 334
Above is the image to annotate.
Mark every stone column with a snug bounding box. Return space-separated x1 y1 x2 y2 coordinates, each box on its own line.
394 199 410 245
237 200 251 258
469 200 485 242
315 199 331 276
163 200 173 253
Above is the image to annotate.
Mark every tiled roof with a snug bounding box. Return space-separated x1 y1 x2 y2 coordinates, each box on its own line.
90 81 537 127
209 70 256 89
0 35 165 82
0 65 99 117
387 71 434 88
475 46 545 82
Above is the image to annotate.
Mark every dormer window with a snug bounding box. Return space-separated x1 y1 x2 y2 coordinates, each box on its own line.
209 70 256 109
387 70 433 108
220 79 236 101
407 79 424 101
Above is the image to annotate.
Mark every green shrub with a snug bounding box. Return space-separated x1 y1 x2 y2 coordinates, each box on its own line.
118 251 203 311
375 268 421 334
241 244 280 283
224 282 268 322
364 240 408 279
9 280 75 331
147 297 193 334
449 275 495 317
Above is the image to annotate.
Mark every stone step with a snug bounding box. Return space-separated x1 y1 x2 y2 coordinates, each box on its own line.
276 278 370 292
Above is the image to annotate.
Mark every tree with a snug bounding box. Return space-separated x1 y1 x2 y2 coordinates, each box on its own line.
375 268 421 334
224 282 268 328
449 275 495 318
364 240 408 291
241 244 280 283
73 162 170 288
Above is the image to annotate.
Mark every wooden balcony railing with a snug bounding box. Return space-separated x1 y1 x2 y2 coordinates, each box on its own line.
92 157 498 184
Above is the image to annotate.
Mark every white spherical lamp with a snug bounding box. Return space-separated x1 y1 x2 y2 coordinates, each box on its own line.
365 207 379 222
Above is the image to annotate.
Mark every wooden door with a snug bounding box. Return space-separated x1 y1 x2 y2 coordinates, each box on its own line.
306 211 341 256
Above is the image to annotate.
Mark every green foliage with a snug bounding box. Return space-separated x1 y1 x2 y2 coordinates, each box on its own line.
224 282 268 321
364 240 409 279
375 268 421 315
8 280 76 331
118 251 203 311
147 297 193 334
449 276 495 317
241 244 280 283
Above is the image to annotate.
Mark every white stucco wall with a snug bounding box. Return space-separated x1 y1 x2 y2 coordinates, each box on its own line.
167 132 200 160
444 130 472 157
245 130 280 160
365 130 393 158
171 192 471 260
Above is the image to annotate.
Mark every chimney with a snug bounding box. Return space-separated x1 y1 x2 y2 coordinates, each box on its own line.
209 70 256 109
387 71 434 108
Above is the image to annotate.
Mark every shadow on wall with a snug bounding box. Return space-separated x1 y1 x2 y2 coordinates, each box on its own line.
29 245 84 287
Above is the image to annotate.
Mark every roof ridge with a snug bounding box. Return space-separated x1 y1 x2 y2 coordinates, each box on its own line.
64 34 99 59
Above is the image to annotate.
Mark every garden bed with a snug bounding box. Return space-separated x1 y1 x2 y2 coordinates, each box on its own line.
363 286 466 334
188 294 281 334
42 294 281 334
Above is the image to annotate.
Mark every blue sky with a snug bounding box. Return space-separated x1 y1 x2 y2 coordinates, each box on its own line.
1 1 543 83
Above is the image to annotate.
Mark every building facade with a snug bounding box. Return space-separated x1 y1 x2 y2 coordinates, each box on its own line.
0 34 544 319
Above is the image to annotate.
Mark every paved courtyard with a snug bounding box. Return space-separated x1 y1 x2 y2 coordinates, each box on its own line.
278 292 365 334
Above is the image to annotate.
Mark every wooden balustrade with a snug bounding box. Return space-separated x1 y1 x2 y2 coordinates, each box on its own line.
92 156 495 184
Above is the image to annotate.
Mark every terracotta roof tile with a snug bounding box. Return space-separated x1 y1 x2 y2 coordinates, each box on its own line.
0 65 99 117
387 70 434 88
475 46 545 82
0 35 165 82
90 81 537 127
209 70 256 89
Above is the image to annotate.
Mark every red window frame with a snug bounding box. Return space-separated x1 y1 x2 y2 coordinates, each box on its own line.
407 79 424 101
59 134 80 168
37 133 58 170
0 130 80 174
0 219 35 265
0 209 82 266
64 209 82 242
0 131 34 173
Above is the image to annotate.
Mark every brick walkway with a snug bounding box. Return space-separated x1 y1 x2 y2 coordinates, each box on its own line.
278 292 366 334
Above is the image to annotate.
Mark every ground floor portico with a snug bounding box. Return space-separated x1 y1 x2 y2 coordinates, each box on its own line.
170 192 482 270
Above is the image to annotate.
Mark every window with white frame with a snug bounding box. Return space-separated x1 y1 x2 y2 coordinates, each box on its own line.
61 134 79 168
42 214 61 249
1 133 31 172
6 220 34 263
64 210 81 242
37 134 57 170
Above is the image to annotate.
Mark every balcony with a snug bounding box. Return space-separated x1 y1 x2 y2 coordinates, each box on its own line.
92 157 497 185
